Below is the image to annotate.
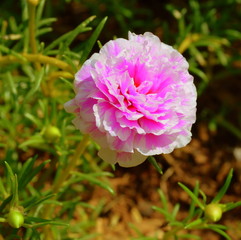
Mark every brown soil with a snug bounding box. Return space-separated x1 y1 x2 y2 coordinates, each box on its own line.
87 131 241 240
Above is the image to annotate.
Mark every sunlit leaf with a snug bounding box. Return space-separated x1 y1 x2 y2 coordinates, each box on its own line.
212 169 233 203
184 218 203 229
148 156 163 174
44 16 96 54
223 201 241 212
207 227 231 240
71 172 114 195
24 216 68 228
23 194 56 210
18 159 51 190
79 17 108 65
178 182 205 210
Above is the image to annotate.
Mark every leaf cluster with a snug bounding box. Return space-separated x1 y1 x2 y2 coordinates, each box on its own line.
131 169 241 240
0 0 112 239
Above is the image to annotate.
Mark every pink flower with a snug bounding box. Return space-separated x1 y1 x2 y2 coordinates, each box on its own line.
65 32 197 167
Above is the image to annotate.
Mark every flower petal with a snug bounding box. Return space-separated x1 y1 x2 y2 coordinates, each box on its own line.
98 148 147 167
65 32 197 167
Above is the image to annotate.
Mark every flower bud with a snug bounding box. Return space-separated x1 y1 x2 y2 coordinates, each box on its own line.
43 125 61 143
7 209 24 228
204 203 223 222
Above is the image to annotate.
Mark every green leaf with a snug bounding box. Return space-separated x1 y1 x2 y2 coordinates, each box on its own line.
193 36 229 48
18 156 37 183
225 29 241 40
90 198 106 219
0 178 7 198
184 218 203 229
79 17 108 65
0 45 27 62
0 143 6 148
23 193 56 210
97 40 103 49
157 189 168 211
78 202 96 209
18 135 52 152
207 224 227 230
18 159 51 190
212 169 233 204
178 182 205 210
152 205 170 219
24 228 41 240
223 201 241 212
36 27 53 37
4 162 17 205
22 65 35 80
37 18 57 28
36 0 46 23
4 161 15 186
199 189 207 204
25 68 45 100
44 16 96 54
208 226 231 240
189 45 206 66
87 172 114 178
71 172 114 195
9 16 18 33
189 65 208 82
197 81 209 97
187 181 200 221
24 113 43 128
3 162 19 208
216 117 241 140
58 77 74 89
10 174 19 208
6 72 17 96
216 47 228 66
58 26 92 55
128 222 143 237
169 221 183 227
62 54 78 73
111 164 116 171
171 203 180 220
24 216 68 228
0 195 12 213
148 156 163 174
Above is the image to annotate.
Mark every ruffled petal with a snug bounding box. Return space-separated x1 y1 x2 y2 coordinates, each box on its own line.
65 32 197 167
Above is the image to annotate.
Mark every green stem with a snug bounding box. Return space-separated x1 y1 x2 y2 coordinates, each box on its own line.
28 0 41 70
0 53 74 73
41 135 89 216
42 135 89 240
0 178 8 198
52 134 90 193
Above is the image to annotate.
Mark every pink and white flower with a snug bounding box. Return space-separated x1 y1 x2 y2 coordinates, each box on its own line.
65 32 197 167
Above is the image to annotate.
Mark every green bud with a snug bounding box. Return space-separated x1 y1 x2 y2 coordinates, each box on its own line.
28 0 39 6
204 203 223 222
7 209 24 228
43 125 61 143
